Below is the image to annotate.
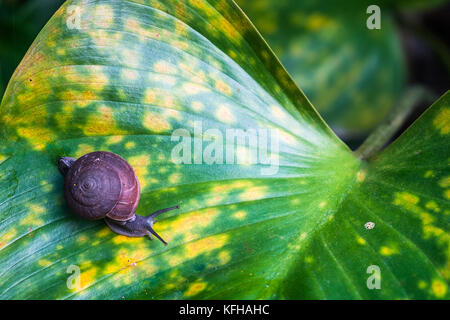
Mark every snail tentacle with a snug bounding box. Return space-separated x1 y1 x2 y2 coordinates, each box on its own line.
146 228 167 246
148 205 180 221
144 205 180 245
58 157 76 176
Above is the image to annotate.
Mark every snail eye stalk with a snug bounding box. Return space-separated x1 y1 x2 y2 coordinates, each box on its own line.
58 157 75 176
146 205 180 246
147 228 168 246
148 205 180 220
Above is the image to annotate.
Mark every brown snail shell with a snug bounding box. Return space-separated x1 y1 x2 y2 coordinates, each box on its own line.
64 151 140 221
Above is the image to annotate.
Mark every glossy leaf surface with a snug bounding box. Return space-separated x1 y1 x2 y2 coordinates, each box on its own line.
0 0 448 299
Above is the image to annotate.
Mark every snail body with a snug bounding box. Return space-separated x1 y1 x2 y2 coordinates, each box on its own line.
58 151 178 245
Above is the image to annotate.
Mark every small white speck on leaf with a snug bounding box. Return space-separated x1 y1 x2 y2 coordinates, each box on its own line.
364 222 375 230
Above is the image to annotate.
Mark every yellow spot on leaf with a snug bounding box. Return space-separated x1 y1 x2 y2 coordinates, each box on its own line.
206 194 225 206
191 101 204 111
143 111 171 133
172 40 189 50
185 234 228 259
307 14 332 30
129 154 150 167
279 130 297 146
75 144 95 158
184 280 206 297
192 70 207 83
218 251 231 265
38 259 52 267
183 83 209 95
356 170 367 183
162 95 176 108
431 279 447 298
90 29 111 47
216 104 235 124
380 246 398 256
357 237 366 245
418 280 427 289
228 50 237 59
394 192 449 245
421 212 435 225
271 105 286 120
17 127 53 150
426 201 440 212
159 208 220 243
215 80 232 95
154 61 177 74
125 18 154 40
0 229 17 248
393 192 419 206
121 49 139 68
175 20 189 36
144 89 156 105
169 173 181 184
97 227 111 237
106 136 123 145
424 170 434 178
40 180 54 193
80 267 99 289
88 67 109 86
239 186 268 201
154 74 177 86
125 141 136 149
445 189 450 200
21 204 45 226
433 108 449 134
93 4 115 28
438 176 450 188
84 105 124 136
233 210 247 220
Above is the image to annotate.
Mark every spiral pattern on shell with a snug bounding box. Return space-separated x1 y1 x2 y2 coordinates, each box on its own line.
64 151 140 221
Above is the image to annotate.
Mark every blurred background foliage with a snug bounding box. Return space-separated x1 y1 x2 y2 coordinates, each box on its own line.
237 0 407 142
0 0 64 96
0 0 449 147
235 0 450 146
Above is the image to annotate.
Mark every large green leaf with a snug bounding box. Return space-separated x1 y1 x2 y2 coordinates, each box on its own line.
235 0 406 135
0 0 448 299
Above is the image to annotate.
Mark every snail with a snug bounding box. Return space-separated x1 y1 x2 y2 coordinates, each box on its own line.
58 151 179 245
